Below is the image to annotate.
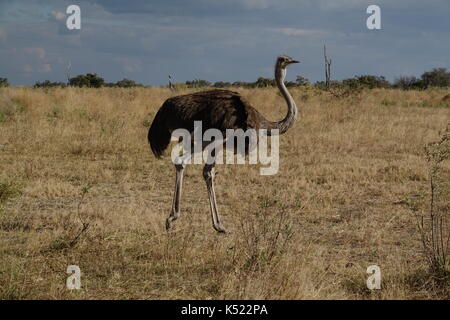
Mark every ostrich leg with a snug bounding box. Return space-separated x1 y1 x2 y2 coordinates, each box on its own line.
166 163 185 230
203 163 227 233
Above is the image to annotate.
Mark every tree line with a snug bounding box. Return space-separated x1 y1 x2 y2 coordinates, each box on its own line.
1 67 450 90
31 74 144 88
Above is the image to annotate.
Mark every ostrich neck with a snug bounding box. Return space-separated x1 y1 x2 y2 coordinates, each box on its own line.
271 67 298 134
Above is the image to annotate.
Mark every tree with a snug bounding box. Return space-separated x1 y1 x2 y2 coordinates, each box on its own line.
0 78 9 87
393 76 423 90
69 74 90 87
421 68 450 88
69 73 105 88
295 76 310 86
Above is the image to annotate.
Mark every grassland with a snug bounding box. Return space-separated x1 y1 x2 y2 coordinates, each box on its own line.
0 86 449 299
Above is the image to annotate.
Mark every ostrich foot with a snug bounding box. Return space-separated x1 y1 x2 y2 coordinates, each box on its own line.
213 223 231 233
166 216 177 231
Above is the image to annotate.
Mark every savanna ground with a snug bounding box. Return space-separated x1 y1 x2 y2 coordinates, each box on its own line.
0 86 449 299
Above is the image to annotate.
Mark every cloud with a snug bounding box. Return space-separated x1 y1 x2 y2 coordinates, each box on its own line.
25 47 46 60
23 65 33 73
50 10 65 21
272 28 328 37
39 64 52 72
114 57 142 73
235 0 271 10
0 28 6 42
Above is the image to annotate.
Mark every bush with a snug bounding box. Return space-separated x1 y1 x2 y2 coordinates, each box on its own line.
34 80 66 88
295 76 310 86
254 77 276 88
342 75 391 89
393 69 450 90
213 81 231 88
393 76 423 90
69 73 105 88
185 79 211 88
115 78 142 88
415 125 450 281
314 81 328 90
103 79 144 88
0 78 9 88
232 81 251 88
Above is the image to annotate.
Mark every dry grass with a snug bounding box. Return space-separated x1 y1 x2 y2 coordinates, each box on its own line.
0 86 449 300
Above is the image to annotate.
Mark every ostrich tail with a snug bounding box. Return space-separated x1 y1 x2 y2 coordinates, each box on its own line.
148 109 171 158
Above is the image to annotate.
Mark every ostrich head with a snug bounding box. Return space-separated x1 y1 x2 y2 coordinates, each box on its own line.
275 55 299 82
276 55 299 70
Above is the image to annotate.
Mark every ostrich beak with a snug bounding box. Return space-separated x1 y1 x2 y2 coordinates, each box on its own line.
290 60 300 64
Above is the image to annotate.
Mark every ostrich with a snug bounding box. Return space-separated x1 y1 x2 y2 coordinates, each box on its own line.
148 55 299 232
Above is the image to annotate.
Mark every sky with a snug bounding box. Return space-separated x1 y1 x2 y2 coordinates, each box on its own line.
0 0 449 86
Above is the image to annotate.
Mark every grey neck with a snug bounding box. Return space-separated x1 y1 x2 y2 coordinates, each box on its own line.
273 65 298 134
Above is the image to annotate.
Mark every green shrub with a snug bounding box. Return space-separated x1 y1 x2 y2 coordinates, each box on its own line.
213 81 231 88
69 73 105 88
34 80 66 88
115 78 143 88
185 79 211 88
0 78 9 88
343 75 391 89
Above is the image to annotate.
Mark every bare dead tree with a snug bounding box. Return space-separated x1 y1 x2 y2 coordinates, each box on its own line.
66 60 72 86
324 45 332 89
168 75 174 91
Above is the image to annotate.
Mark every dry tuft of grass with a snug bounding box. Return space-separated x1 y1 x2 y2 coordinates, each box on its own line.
0 86 449 299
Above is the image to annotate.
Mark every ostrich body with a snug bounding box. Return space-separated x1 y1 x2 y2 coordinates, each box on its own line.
148 55 299 232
